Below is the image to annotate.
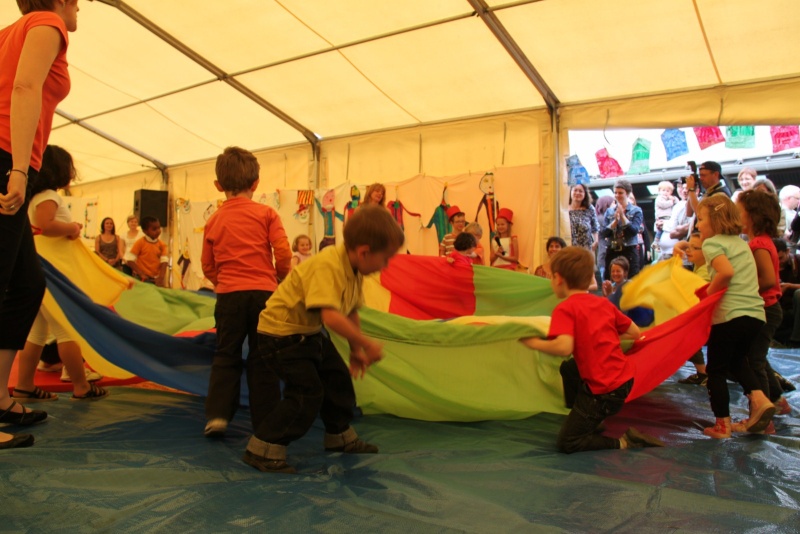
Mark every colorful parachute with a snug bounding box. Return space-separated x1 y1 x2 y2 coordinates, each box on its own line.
37 238 719 422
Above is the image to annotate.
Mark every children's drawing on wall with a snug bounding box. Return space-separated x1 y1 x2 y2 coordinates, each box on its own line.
426 184 451 243
66 197 98 248
474 172 499 239
314 189 343 251
296 190 313 225
342 185 361 226
256 189 281 210
175 200 215 291
387 187 421 232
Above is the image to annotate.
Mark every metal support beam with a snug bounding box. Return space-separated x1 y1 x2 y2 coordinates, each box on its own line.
467 0 559 114
56 109 168 182
92 0 319 149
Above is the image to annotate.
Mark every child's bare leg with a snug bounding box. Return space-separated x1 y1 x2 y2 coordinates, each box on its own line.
58 342 91 397
14 341 44 392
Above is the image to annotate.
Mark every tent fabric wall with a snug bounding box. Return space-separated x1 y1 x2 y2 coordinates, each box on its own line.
559 78 800 131
320 111 550 186
70 111 555 283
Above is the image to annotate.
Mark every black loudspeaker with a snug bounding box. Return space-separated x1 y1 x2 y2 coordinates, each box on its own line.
133 189 168 227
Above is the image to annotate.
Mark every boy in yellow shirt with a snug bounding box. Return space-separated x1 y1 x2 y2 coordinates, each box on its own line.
244 205 405 474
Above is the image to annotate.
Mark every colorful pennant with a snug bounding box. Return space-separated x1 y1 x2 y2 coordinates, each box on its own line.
566 155 590 185
627 138 651 175
661 129 689 161
770 125 800 153
725 126 755 149
692 127 724 150
595 148 623 179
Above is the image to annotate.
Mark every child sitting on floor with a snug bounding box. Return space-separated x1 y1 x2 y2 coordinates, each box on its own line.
519 246 664 453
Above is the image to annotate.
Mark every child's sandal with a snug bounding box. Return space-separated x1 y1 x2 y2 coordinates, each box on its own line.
12 386 58 402
71 384 109 401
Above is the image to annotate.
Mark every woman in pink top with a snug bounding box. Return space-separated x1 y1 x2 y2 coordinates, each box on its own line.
0 0 81 449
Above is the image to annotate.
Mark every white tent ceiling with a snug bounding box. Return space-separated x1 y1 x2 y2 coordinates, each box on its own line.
2 0 799 183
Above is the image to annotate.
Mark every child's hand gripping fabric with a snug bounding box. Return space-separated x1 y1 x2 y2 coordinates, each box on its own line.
349 339 383 379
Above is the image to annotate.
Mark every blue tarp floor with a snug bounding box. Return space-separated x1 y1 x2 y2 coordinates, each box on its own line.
2 349 799 533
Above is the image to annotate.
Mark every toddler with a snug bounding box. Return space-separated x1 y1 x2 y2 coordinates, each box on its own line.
654 181 677 245
290 234 313 270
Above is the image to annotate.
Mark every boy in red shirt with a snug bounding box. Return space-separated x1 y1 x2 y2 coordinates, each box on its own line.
201 146 292 437
520 246 664 453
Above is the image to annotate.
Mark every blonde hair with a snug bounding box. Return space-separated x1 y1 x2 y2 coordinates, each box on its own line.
657 181 674 192
291 234 312 253
697 195 741 236
550 246 595 290
363 183 387 207
465 222 483 238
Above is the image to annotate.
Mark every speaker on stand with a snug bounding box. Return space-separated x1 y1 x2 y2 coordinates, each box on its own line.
133 189 168 227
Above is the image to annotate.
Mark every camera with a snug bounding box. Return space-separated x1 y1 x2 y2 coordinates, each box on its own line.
681 161 697 184
610 239 623 252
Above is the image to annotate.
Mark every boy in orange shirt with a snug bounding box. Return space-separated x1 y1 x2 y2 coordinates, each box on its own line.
125 216 169 287
201 146 292 437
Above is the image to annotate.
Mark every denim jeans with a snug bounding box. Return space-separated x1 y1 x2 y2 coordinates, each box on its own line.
248 331 355 446
205 290 274 423
558 358 632 454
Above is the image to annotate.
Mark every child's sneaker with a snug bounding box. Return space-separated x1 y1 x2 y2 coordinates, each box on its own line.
243 438 296 474
622 427 665 448
324 427 379 454
731 419 776 435
61 367 103 383
37 361 62 373
774 371 795 392
703 418 731 439
242 451 297 474
678 373 707 386
204 418 228 438
774 397 791 416
746 402 776 433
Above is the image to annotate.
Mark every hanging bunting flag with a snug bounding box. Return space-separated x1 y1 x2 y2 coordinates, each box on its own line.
770 125 800 153
693 127 724 150
661 129 689 161
725 126 756 149
627 137 651 175
566 155 590 185
595 148 623 179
